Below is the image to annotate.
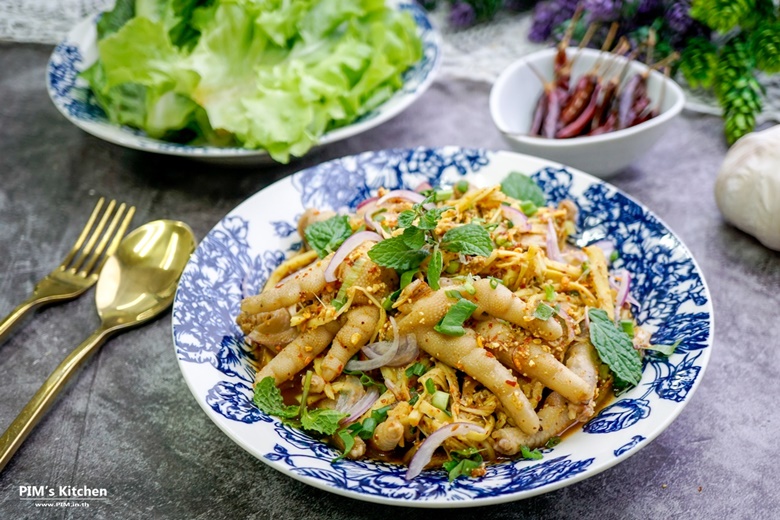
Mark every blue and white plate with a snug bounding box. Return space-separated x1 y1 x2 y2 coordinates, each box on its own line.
171 147 713 507
46 2 440 164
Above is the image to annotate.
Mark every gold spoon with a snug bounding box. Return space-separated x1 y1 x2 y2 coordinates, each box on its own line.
0 220 196 471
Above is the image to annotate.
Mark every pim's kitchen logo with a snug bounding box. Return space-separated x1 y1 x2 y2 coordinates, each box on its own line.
19 485 108 499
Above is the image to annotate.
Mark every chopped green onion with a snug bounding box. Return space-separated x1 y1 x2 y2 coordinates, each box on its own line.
462 282 476 295
520 445 543 460
425 378 436 395
431 391 450 411
544 284 555 301
456 180 469 193
434 190 453 201
405 362 427 377
610 250 620 263
445 289 463 300
545 436 561 448
520 200 538 216
489 277 500 289
445 260 460 274
620 319 635 337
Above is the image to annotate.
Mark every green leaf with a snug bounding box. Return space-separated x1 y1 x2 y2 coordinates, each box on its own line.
304 215 353 258
398 210 417 228
442 447 483 481
97 0 135 40
440 224 494 257
253 377 299 419
500 172 546 207
588 308 643 386
418 207 449 230
434 299 478 336
533 302 555 321
402 226 426 250
368 235 429 271
427 248 443 290
334 429 356 462
301 408 346 435
520 445 543 460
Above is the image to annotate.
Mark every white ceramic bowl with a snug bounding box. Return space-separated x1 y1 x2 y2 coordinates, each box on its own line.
490 48 685 178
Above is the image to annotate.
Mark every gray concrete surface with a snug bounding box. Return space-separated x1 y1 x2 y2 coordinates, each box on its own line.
0 41 778 519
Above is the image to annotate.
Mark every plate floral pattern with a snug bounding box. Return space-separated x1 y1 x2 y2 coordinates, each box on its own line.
46 2 440 162
171 147 712 507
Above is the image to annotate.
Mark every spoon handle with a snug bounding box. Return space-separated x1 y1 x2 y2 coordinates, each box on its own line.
0 327 111 472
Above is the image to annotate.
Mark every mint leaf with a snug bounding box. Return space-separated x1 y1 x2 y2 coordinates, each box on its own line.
533 302 555 320
440 224 493 257
427 248 443 290
253 377 299 419
304 215 353 258
301 408 346 435
501 172 546 207
334 429 356 462
434 299 478 336
588 308 643 386
443 447 483 481
419 207 449 230
368 236 429 271
402 226 426 250
398 210 416 228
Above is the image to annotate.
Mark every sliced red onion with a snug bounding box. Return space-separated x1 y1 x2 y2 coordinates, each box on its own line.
584 307 591 330
361 200 379 231
546 219 564 262
335 376 365 414
592 240 615 261
501 205 531 232
346 317 400 371
615 269 632 310
377 189 425 206
388 334 419 367
554 307 575 346
415 181 433 193
324 231 383 282
406 422 487 480
364 333 420 367
356 196 379 211
340 386 380 425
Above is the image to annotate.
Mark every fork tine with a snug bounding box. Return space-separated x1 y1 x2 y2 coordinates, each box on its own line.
69 200 116 273
60 197 105 268
94 205 136 275
80 203 127 276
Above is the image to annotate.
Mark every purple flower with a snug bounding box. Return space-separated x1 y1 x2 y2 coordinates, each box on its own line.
583 0 623 22
636 0 661 13
666 0 692 34
450 1 477 28
529 0 579 42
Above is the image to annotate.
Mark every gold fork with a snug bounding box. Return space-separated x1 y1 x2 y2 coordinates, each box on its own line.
0 198 136 344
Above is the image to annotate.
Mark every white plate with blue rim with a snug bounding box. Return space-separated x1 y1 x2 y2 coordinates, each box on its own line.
171 146 713 507
45 2 440 164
